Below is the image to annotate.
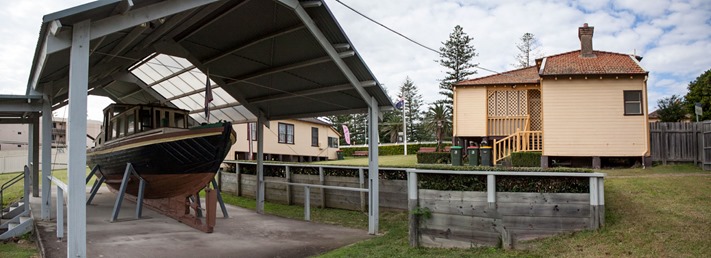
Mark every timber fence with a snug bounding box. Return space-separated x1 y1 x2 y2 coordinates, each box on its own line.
649 122 710 170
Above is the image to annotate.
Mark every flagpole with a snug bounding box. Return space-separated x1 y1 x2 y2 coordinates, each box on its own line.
402 89 407 156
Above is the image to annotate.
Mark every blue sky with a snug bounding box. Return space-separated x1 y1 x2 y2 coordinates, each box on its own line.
0 0 709 120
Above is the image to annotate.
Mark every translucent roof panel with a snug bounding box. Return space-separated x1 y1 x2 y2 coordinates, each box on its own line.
129 53 255 123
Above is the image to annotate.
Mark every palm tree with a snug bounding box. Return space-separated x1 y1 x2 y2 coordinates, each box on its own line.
379 115 403 143
424 102 452 151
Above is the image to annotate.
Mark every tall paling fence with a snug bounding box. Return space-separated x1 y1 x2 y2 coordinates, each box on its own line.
219 161 408 211
649 122 707 169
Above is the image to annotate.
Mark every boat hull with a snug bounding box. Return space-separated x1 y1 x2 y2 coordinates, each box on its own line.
87 122 234 199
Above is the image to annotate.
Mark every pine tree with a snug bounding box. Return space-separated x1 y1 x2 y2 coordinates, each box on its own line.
437 25 477 110
513 33 542 68
399 77 425 142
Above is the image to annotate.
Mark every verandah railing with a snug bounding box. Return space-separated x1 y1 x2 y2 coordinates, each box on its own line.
493 130 543 164
488 116 529 136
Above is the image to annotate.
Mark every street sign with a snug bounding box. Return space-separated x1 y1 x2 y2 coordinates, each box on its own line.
696 103 703 116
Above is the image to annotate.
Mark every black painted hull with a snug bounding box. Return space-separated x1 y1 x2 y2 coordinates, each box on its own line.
87 122 234 199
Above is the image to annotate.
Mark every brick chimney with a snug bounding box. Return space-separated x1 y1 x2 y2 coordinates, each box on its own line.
578 23 595 58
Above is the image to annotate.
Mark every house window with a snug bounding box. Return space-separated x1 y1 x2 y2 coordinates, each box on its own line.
328 137 338 148
624 91 643 115
278 123 294 144
247 123 257 141
311 127 319 147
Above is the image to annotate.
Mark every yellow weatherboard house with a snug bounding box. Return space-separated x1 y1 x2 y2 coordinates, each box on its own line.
453 24 650 168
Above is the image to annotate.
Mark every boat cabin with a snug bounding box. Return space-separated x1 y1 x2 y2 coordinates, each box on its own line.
97 104 192 146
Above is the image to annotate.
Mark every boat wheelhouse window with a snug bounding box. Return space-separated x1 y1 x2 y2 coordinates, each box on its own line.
127 113 136 135
139 109 152 130
278 123 294 144
174 113 186 128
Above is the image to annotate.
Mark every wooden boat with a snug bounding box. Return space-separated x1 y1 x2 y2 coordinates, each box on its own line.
87 104 235 232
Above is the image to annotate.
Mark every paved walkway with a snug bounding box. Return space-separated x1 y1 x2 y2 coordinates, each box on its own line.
32 187 371 258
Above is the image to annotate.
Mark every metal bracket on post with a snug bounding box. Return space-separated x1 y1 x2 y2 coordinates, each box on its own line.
86 165 106 205
111 163 147 222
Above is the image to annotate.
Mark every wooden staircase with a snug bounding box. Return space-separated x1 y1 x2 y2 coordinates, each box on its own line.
493 129 543 164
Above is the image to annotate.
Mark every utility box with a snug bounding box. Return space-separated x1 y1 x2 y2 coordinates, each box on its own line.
480 146 492 166
467 146 480 166
451 146 463 166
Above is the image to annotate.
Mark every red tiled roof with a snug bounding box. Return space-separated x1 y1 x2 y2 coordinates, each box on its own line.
454 66 540 86
540 50 646 75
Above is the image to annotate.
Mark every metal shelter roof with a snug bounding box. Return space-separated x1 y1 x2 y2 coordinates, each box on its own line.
27 0 393 124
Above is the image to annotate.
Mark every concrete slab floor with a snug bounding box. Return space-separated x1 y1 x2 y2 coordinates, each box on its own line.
30 187 371 258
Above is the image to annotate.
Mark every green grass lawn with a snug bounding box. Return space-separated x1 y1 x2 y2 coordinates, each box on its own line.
2 161 708 257
311 155 418 167
220 159 711 257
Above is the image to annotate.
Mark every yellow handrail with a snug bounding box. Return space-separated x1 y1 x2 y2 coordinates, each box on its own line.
492 130 543 164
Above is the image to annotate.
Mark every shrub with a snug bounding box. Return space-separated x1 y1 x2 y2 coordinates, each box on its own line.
341 143 449 156
511 151 542 167
416 152 451 164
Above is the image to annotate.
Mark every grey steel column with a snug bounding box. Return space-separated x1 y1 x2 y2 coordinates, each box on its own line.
41 91 52 220
256 116 265 214
67 19 90 258
367 96 379 235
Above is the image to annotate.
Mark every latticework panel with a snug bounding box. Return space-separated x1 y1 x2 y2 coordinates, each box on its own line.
528 89 542 131
488 89 527 117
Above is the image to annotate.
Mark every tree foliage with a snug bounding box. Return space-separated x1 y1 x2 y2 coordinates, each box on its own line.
684 68 711 121
399 77 426 141
513 32 542 68
656 95 687 122
437 25 477 109
424 102 452 151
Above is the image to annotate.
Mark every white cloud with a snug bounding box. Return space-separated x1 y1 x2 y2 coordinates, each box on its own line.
0 0 709 120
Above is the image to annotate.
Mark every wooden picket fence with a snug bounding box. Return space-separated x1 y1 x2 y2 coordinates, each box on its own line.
649 121 710 170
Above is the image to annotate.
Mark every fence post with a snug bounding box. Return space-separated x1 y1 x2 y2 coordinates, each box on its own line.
236 163 241 196
487 174 496 209
407 171 418 247
661 124 667 165
319 167 325 208
359 168 366 212
56 185 64 240
589 177 599 229
597 177 605 227
304 186 311 222
286 165 292 205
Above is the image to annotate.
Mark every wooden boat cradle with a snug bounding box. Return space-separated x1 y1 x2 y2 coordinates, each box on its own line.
87 163 228 233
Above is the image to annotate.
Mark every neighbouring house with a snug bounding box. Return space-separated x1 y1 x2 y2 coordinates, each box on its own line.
0 117 102 150
453 24 650 168
229 118 341 162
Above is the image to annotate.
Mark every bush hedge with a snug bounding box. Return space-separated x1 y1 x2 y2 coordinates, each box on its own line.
416 152 451 164
340 143 449 156
511 151 542 167
224 161 593 193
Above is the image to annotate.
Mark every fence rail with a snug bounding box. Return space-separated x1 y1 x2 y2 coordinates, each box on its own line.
649 122 704 166
488 116 529 136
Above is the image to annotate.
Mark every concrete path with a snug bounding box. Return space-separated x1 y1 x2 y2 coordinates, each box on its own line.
31 187 371 258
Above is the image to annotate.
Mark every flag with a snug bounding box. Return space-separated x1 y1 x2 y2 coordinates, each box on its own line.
395 98 404 110
204 68 213 122
342 124 351 145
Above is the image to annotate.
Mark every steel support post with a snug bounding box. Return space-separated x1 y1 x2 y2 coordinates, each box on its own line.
30 118 40 197
367 96 379 235
211 178 229 218
256 115 265 214
41 91 52 220
67 19 90 258
56 186 64 239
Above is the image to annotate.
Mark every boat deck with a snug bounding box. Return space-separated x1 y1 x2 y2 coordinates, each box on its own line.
31 186 371 258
